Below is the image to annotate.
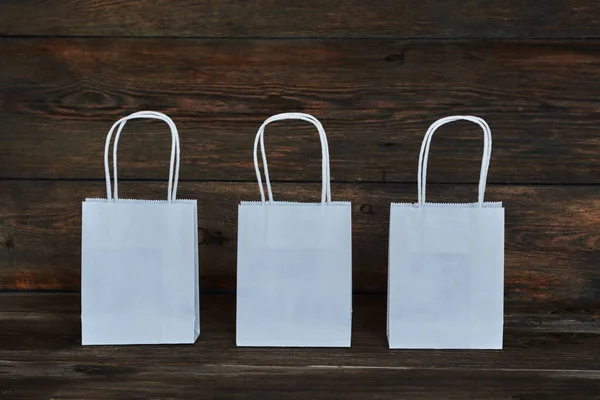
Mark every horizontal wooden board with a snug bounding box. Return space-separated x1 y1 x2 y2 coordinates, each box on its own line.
5 367 599 400
1 294 600 399
1 1 600 38
2 39 600 183
1 180 599 300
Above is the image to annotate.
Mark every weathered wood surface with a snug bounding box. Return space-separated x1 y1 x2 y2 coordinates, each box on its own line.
2 180 599 300
3 39 600 183
1 1 599 39
1 293 599 399
2 1 600 398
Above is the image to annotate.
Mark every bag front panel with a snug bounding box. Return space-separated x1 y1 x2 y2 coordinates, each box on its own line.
236 203 352 347
81 200 198 345
388 205 504 349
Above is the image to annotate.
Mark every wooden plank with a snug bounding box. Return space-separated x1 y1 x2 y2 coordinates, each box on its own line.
2 362 599 400
2 39 600 183
1 294 600 399
3 367 599 400
1 180 599 300
1 1 599 38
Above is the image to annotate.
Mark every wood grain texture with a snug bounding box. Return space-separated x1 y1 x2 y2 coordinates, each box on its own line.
1 293 600 399
2 2 599 397
3 39 600 183
1 1 599 38
2 180 599 300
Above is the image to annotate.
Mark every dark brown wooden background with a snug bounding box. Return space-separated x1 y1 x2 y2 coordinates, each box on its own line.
2 2 600 398
2 0 600 301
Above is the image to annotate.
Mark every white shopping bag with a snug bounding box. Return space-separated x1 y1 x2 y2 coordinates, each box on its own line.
81 111 199 345
388 116 504 349
236 113 352 347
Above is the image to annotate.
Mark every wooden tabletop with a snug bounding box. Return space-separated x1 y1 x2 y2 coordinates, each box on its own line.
1 293 599 399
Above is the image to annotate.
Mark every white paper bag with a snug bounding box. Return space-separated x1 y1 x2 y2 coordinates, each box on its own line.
236 113 352 347
81 111 199 345
388 116 504 349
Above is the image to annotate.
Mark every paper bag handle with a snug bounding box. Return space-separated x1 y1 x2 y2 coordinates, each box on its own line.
417 116 492 207
104 111 181 202
253 113 332 204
